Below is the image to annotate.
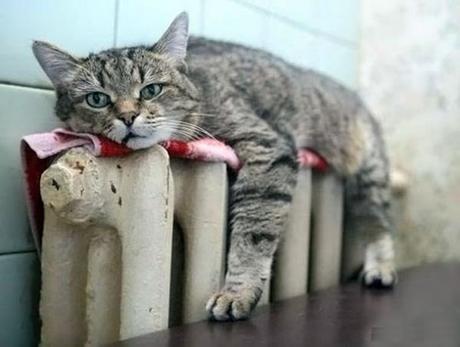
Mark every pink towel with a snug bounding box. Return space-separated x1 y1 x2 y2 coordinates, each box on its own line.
21 128 241 167
20 128 328 254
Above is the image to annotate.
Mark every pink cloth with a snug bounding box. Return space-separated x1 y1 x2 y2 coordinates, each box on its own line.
22 128 241 168
21 128 105 159
297 148 328 172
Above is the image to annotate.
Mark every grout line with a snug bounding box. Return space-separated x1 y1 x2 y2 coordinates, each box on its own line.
356 0 364 91
0 80 54 92
0 249 39 257
113 0 120 47
199 0 206 35
229 0 357 48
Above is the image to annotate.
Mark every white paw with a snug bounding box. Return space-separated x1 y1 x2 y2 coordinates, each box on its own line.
206 288 260 321
363 234 397 288
362 264 397 288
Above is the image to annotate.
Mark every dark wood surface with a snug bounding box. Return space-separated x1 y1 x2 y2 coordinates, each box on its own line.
112 263 460 347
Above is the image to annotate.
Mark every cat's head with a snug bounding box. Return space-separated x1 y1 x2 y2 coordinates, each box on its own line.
32 12 200 149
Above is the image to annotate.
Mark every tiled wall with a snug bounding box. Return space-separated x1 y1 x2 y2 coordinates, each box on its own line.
0 0 358 345
1 0 359 88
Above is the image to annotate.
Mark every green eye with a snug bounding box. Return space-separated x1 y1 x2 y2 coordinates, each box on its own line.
86 92 110 108
140 83 163 100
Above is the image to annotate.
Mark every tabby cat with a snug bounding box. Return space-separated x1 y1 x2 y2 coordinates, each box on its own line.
32 12 396 321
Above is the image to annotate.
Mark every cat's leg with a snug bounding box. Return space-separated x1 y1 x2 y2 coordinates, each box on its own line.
206 119 298 321
345 146 397 288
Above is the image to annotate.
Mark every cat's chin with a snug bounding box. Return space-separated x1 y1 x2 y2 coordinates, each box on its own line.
124 136 160 150
123 129 176 150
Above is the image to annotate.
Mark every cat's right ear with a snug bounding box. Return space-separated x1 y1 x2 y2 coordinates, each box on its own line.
32 41 81 88
152 12 189 69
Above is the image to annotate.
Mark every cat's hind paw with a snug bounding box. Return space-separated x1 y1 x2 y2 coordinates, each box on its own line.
362 264 397 289
206 288 260 321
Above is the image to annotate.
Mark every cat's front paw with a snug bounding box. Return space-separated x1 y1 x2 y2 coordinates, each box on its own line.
206 287 261 321
362 264 397 288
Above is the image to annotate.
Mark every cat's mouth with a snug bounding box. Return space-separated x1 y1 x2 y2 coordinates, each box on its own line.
122 132 146 144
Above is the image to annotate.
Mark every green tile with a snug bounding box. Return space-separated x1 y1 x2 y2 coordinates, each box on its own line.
116 0 203 47
0 0 117 87
311 38 357 88
202 0 269 49
265 16 318 68
266 18 357 88
240 0 359 43
0 84 60 254
0 252 41 347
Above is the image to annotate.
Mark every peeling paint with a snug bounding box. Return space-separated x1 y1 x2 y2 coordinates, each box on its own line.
51 179 60 191
73 160 85 174
110 182 117 194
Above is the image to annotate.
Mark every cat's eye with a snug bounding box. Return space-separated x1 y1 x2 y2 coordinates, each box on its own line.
140 83 163 100
86 92 111 108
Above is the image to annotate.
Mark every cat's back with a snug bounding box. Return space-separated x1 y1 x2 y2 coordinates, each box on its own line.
187 36 311 86
186 36 294 94
186 37 373 175
186 36 362 115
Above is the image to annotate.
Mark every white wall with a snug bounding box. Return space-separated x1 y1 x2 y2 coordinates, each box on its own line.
360 0 460 268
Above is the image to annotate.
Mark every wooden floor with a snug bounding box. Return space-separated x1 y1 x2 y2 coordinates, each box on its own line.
112 263 460 347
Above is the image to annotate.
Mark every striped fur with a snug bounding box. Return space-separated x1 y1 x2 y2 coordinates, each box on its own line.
33 12 396 321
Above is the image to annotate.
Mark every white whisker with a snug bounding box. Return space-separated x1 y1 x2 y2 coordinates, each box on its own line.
158 126 198 141
187 112 218 118
155 119 216 139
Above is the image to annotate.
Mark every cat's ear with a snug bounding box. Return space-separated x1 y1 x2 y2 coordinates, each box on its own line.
32 41 81 88
153 12 189 67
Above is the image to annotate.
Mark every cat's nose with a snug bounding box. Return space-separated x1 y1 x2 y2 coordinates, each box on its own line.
117 112 139 127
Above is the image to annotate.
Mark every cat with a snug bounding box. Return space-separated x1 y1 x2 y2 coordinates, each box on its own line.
32 12 396 321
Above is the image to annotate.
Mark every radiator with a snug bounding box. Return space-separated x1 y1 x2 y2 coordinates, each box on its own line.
39 145 348 346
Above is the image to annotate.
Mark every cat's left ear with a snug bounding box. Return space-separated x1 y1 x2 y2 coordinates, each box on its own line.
32 41 81 88
153 12 189 69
